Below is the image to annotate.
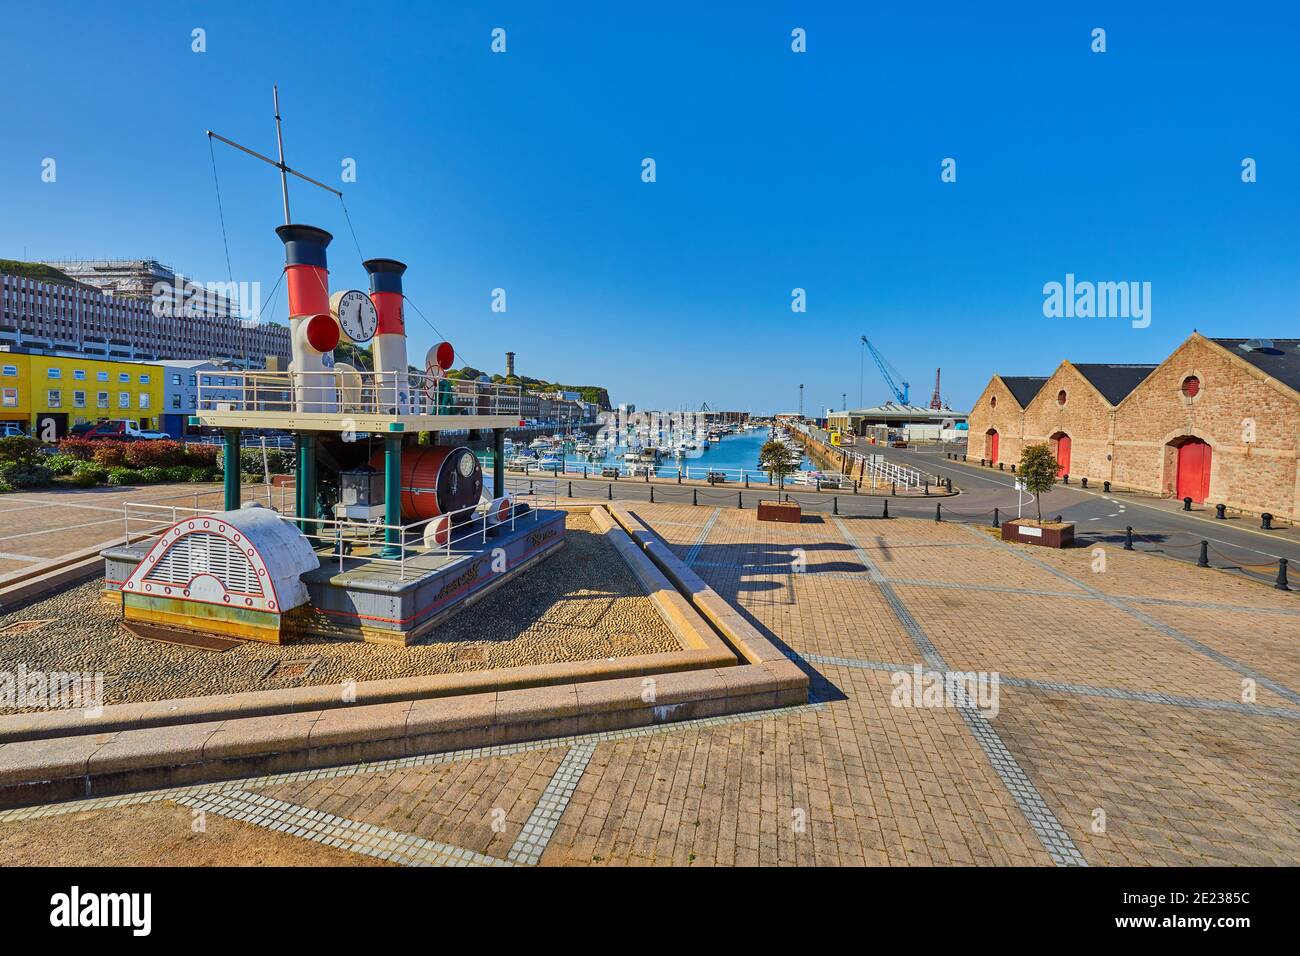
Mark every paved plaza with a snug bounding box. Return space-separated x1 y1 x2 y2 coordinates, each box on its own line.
1 503 1296 866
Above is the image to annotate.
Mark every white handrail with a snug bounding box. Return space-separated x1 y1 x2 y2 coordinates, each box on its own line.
121 476 558 582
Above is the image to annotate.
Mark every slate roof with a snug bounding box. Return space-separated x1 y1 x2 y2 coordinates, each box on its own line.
1071 364 1158 406
998 376 1049 407
1210 338 1300 396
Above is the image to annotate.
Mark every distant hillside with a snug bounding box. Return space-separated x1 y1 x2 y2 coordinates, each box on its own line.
0 259 94 291
445 366 611 411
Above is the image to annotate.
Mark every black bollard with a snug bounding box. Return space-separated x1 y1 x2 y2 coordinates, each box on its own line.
1010 464 1016 473
924 481 929 496
1261 513 1274 530
945 478 952 492
744 474 749 488
1124 526 1133 550
891 481 896 497
980 459 985 467
650 486 655 503
1103 481 1110 493
1062 474 1068 484
1183 497 1192 511
1276 558 1290 591
1081 477 1088 489
738 491 743 509
962 454 966 462
608 483 613 500
833 496 839 515
883 498 890 518
693 488 698 506
1215 503 1225 519
568 481 573 497
1197 540 1209 568
992 507 1000 528
998 462 1004 471
935 502 942 522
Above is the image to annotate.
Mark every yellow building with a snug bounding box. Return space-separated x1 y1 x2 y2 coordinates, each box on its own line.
0 350 164 439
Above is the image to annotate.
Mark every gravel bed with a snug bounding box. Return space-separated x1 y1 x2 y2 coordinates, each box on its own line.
0 514 678 710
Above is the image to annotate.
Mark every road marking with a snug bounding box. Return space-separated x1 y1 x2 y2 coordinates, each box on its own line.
893 452 1294 564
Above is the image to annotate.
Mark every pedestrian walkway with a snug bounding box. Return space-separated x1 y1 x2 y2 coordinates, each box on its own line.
2 504 1296 866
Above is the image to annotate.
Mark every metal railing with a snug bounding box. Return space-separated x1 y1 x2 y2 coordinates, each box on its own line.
196 368 523 417
851 452 928 489
121 476 557 582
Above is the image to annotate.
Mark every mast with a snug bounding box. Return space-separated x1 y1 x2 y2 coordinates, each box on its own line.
273 85 291 224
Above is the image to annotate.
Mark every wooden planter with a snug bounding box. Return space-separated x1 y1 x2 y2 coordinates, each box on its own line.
1001 519 1074 548
758 501 801 523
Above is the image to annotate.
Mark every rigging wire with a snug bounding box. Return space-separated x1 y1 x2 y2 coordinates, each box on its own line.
207 135 237 289
402 294 478 371
339 195 366 267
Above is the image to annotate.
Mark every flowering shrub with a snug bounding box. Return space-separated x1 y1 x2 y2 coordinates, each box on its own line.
125 440 186 468
92 442 131 468
56 437 99 461
183 443 219 466
0 436 43 467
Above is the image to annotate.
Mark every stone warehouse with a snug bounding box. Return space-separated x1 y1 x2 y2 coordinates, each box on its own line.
967 333 1300 519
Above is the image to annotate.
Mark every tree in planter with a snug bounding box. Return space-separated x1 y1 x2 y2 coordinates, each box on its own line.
759 439 800 492
1018 442 1059 525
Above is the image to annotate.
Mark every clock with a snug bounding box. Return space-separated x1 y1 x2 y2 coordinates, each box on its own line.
330 290 378 344
457 452 476 478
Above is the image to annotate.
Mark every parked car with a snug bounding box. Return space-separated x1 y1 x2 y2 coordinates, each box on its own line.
83 420 169 441
69 421 102 437
0 423 27 438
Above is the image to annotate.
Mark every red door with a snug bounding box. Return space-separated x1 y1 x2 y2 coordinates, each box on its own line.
987 430 999 461
1176 439 1212 502
1052 433 1071 476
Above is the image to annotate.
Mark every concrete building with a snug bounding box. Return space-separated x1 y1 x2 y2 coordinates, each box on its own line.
35 259 243 319
0 347 163 438
827 402 968 442
158 360 246 437
967 333 1300 518
1 263 291 368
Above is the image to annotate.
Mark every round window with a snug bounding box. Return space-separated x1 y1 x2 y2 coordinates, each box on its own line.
1057 389 1067 406
457 452 476 477
1181 375 1200 398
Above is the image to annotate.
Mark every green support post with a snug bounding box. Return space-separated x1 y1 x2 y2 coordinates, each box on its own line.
222 428 241 511
493 428 506 499
381 434 403 558
296 434 318 538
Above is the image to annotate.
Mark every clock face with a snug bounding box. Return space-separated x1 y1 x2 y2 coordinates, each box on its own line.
457 452 476 478
333 290 378 343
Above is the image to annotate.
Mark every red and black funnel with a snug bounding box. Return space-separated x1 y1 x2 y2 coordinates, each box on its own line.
277 224 333 317
364 258 407 336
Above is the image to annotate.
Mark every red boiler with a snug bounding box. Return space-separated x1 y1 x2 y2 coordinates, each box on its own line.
369 445 483 523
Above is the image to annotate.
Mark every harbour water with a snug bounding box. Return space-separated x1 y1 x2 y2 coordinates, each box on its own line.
480 426 817 481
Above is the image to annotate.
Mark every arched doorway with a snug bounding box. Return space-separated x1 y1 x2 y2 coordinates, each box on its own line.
1050 432 1071 477
985 429 999 462
1170 436 1212 502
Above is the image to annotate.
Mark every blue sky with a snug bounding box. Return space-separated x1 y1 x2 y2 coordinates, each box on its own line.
2 2 1297 414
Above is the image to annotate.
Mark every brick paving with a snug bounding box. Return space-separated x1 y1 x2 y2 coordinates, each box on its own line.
1 503 1296 867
